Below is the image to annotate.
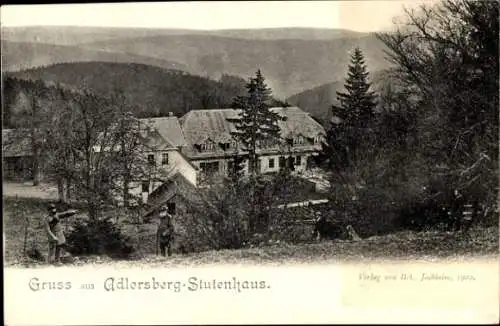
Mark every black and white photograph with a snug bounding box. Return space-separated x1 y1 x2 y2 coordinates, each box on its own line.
2 1 498 324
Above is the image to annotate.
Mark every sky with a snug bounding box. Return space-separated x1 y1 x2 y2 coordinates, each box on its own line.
1 1 438 33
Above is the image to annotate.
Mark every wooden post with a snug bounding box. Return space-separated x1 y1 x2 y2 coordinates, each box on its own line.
23 215 30 256
17 195 29 257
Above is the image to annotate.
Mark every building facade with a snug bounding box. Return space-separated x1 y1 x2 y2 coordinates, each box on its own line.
2 129 36 181
2 107 325 206
179 107 325 179
124 117 198 204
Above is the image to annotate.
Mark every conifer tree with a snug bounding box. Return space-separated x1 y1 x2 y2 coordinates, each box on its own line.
231 69 282 176
231 70 282 233
325 47 378 170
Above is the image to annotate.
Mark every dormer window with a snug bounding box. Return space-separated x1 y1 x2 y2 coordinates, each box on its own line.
313 135 322 144
200 140 215 152
221 140 237 151
293 136 305 146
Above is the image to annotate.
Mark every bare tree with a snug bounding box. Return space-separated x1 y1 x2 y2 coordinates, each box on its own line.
376 0 498 219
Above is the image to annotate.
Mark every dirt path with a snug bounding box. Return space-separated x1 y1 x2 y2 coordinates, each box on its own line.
3 182 58 200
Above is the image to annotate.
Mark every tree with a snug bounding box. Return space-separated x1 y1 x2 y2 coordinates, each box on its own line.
106 89 159 207
227 154 246 182
3 78 53 185
324 47 378 171
231 70 282 176
376 0 498 224
335 48 378 127
230 70 283 233
317 48 384 233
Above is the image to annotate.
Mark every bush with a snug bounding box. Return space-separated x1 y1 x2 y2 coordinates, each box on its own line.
66 218 135 259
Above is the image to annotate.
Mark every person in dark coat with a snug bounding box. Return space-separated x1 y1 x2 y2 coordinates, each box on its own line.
156 205 175 257
451 190 478 235
312 211 344 240
44 203 78 264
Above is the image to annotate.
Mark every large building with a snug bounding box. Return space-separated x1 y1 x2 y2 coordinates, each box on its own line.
2 106 326 205
179 107 325 178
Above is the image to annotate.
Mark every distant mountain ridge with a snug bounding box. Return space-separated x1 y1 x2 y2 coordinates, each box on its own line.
1 26 390 98
1 40 188 72
80 33 390 98
2 26 369 44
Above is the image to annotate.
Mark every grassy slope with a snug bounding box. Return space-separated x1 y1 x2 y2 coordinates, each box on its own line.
4 196 498 267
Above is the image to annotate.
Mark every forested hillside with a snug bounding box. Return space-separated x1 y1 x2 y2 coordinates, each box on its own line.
3 62 251 126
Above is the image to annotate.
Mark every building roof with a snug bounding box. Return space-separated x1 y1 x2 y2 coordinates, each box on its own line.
2 129 32 157
179 107 325 158
94 116 187 152
144 172 198 217
140 117 187 148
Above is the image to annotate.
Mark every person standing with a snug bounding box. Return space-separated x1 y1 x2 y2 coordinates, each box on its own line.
451 190 466 232
451 190 478 235
44 203 78 264
156 205 175 257
461 200 478 235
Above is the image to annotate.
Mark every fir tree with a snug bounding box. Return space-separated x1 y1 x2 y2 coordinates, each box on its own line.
334 47 378 127
231 70 282 233
324 47 378 170
231 69 282 176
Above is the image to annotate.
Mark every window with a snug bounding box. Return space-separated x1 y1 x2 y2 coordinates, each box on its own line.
199 161 220 175
263 139 276 148
295 155 302 166
313 135 321 144
200 141 215 152
279 156 286 169
269 158 275 169
141 181 149 193
167 202 176 215
293 136 304 146
161 152 169 165
147 154 155 166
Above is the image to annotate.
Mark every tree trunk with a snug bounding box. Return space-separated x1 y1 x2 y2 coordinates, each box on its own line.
57 178 68 203
88 201 98 221
32 154 40 186
65 178 71 202
123 173 130 207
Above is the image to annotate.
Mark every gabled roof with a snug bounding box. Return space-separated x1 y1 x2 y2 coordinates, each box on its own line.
179 107 325 158
2 129 32 157
271 107 325 139
142 128 173 151
140 117 187 148
179 109 239 145
144 172 198 217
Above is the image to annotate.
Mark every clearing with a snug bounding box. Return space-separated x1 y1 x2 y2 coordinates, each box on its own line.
3 192 498 268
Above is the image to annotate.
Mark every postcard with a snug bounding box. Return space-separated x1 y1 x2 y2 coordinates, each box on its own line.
3 1 498 324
